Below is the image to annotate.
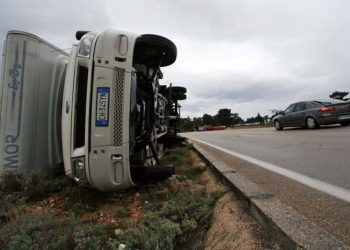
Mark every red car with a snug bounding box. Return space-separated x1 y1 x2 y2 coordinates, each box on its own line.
203 125 226 131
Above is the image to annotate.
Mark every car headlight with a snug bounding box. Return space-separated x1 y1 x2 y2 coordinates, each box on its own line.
72 157 87 182
78 32 96 57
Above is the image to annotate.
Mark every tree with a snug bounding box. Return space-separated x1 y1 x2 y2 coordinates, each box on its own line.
232 113 243 126
202 113 214 125
215 108 233 127
246 117 256 124
263 115 270 124
255 113 264 124
180 117 193 131
330 91 349 101
192 117 203 130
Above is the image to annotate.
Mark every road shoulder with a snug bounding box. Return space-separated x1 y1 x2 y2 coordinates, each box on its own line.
193 142 350 250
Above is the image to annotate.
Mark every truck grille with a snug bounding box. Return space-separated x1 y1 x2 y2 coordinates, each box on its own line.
114 68 125 146
74 66 88 148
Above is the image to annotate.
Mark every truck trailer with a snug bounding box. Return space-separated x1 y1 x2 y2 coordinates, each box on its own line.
0 31 68 177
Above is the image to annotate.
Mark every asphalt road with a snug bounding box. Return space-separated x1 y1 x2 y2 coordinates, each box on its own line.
182 125 350 245
183 125 350 190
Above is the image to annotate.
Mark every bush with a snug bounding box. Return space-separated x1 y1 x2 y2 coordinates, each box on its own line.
0 212 117 250
113 206 130 218
117 214 181 250
0 172 75 202
0 212 76 249
161 144 192 168
74 223 112 250
0 144 223 250
114 191 223 249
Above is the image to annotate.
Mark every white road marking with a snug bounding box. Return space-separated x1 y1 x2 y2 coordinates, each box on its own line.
189 137 350 204
197 129 350 134
202 131 275 134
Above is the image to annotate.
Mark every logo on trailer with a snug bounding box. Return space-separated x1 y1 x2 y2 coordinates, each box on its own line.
3 41 27 169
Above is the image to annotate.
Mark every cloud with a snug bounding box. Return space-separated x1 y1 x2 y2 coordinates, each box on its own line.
1 0 349 119
0 0 111 53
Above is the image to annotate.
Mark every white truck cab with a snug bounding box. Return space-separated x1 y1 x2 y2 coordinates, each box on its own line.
62 29 178 191
0 29 183 191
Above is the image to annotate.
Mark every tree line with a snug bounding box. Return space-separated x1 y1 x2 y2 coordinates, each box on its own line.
329 91 349 101
180 108 270 131
180 91 349 132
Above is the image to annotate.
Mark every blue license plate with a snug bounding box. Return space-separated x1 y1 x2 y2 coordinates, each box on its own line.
96 87 110 126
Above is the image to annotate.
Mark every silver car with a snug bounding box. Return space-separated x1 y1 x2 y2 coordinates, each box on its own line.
273 99 350 130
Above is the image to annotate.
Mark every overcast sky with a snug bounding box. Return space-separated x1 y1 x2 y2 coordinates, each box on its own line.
1 0 349 119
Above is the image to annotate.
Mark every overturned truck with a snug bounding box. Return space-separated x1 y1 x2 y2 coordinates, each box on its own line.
0 29 186 191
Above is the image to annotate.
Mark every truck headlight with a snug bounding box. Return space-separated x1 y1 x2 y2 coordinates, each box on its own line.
72 157 87 182
78 32 96 57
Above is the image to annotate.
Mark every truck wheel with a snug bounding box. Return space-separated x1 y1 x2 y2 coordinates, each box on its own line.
171 92 187 101
135 34 177 67
168 86 187 94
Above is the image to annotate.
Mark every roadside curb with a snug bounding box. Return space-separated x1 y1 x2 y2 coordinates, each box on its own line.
192 143 349 250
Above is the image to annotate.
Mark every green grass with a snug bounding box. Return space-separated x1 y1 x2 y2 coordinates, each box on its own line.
113 191 223 250
0 213 75 249
0 143 224 250
0 212 116 250
161 143 192 167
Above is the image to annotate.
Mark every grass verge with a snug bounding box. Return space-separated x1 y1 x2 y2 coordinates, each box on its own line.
0 142 224 250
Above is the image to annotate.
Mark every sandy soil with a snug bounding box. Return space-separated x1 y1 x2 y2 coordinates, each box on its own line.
205 192 279 250
191 152 279 250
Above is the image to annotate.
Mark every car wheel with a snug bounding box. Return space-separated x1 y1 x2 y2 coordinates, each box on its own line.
306 117 319 129
340 122 350 126
274 120 283 131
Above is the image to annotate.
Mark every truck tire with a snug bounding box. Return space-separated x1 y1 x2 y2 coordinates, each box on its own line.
168 86 187 94
171 92 187 101
135 34 177 67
